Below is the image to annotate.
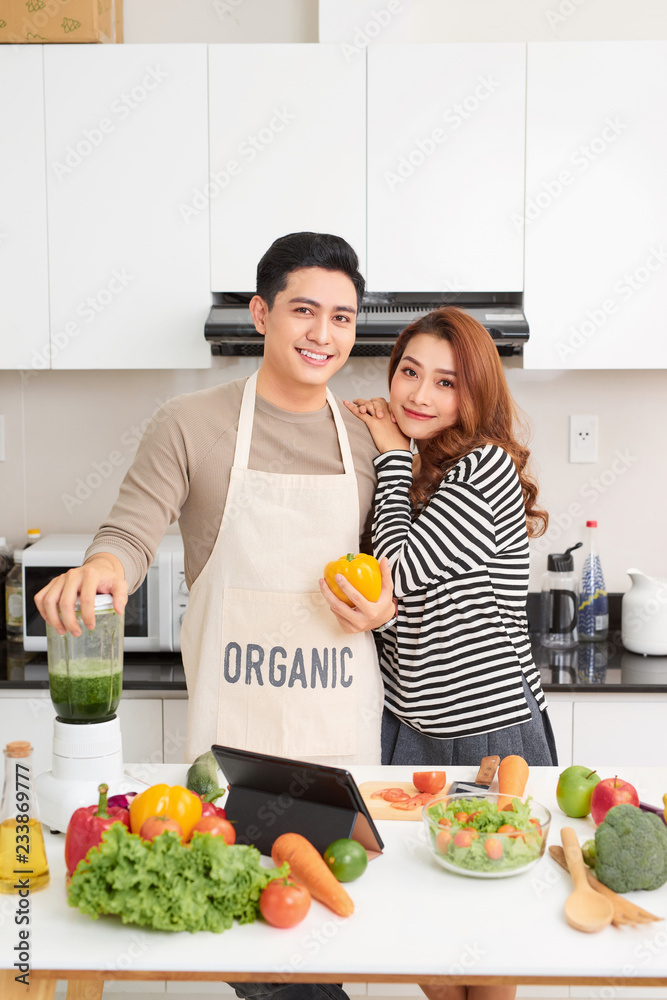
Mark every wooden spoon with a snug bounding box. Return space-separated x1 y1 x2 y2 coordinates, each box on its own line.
561 827 614 933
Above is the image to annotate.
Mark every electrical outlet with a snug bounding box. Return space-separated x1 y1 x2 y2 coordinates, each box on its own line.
569 414 598 463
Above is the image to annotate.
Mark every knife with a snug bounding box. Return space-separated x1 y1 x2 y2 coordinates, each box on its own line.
447 756 500 796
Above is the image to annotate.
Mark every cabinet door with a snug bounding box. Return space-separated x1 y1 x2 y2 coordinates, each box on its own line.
367 44 526 293
44 45 210 369
0 47 49 371
573 700 667 766
209 44 367 290
524 42 667 369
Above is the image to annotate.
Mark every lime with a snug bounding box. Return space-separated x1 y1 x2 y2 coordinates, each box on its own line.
323 838 368 882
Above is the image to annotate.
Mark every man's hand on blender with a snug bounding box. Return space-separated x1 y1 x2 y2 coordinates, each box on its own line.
319 556 396 635
35 553 128 637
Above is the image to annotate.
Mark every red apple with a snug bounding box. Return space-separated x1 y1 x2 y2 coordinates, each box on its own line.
590 776 640 826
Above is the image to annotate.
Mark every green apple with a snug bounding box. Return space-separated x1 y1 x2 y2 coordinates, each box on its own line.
556 765 601 818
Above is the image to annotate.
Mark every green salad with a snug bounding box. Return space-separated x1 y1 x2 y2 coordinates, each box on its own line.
424 796 546 873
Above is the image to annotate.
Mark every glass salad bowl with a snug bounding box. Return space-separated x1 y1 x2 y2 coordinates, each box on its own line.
422 792 551 879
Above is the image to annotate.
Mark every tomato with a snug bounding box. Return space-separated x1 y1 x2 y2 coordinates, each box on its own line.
467 811 481 822
461 826 479 839
323 838 368 882
412 771 447 795
191 815 236 844
383 788 410 801
259 879 311 928
529 818 542 835
437 817 452 828
497 823 524 841
139 815 184 842
454 811 469 823
436 829 452 854
484 837 503 860
453 829 476 848
390 793 435 810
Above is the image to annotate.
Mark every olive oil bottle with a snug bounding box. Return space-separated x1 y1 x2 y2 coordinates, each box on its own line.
0 741 50 893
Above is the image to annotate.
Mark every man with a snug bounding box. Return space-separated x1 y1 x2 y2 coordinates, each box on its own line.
36 232 397 767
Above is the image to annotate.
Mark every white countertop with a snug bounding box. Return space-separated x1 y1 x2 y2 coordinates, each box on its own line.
3 764 667 984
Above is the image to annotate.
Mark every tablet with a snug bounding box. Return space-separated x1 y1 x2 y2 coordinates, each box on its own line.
211 744 384 859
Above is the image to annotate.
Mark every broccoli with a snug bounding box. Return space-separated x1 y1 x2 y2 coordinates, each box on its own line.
593 803 667 892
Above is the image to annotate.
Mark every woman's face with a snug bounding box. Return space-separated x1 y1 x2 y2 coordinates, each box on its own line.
390 333 460 441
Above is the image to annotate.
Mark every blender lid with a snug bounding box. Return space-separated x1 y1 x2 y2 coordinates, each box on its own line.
74 594 115 612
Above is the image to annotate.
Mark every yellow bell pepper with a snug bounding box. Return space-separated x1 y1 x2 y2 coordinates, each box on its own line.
323 552 382 607
129 784 202 841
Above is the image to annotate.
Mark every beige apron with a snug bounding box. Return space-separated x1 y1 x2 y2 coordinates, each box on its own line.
181 371 384 766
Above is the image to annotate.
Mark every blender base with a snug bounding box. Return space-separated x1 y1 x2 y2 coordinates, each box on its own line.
36 717 148 833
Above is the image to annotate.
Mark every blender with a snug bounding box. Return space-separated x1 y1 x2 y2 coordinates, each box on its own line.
35 594 144 833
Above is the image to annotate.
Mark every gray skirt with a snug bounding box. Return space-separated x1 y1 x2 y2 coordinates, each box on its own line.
381 675 558 767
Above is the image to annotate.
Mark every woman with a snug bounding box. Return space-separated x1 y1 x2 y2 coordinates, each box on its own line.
345 306 557 769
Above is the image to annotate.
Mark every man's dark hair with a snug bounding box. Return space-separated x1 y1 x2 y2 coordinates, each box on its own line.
256 232 365 310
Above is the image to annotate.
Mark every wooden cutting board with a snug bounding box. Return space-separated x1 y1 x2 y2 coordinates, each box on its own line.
359 780 452 821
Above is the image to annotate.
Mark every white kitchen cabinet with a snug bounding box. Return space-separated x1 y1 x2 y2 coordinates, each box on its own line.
0 47 50 371
162 697 188 764
208 44 367 290
543 697 573 767
524 42 667 370
572 697 667 767
44 44 210 369
366 44 526 293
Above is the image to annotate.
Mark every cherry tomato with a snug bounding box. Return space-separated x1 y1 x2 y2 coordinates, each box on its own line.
529 818 542 835
453 829 476 848
437 817 452 828
467 811 482 822
484 837 503 860
191 815 236 844
140 815 184 842
436 829 452 854
497 824 517 835
259 879 311 928
461 826 479 839
454 811 469 823
412 771 447 795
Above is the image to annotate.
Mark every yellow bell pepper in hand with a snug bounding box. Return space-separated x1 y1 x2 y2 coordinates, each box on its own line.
323 552 382 607
129 784 202 841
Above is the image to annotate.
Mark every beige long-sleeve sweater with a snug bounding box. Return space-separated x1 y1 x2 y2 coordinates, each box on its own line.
85 377 379 593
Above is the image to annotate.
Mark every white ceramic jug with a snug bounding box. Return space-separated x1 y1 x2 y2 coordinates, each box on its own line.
621 568 667 655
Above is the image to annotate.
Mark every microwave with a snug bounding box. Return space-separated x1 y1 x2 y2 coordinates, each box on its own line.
22 534 188 653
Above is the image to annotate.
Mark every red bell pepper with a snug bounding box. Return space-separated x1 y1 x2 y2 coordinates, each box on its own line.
200 800 226 819
64 783 130 876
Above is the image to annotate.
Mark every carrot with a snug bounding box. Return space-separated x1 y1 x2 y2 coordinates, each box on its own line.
270 832 354 918
497 755 529 810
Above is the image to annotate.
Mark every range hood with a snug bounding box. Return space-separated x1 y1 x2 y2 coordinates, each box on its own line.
205 292 529 358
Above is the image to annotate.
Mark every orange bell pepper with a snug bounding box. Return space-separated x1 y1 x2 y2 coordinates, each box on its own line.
323 552 382 607
129 784 202 841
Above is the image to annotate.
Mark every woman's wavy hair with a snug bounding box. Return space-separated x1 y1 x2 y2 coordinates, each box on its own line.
387 306 548 538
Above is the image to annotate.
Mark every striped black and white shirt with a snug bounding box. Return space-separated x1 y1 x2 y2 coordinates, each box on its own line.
373 444 546 740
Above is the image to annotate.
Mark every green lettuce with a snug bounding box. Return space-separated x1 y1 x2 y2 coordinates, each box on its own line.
67 823 287 933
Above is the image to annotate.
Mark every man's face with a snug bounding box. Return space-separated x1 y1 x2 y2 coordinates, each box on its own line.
251 267 358 402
